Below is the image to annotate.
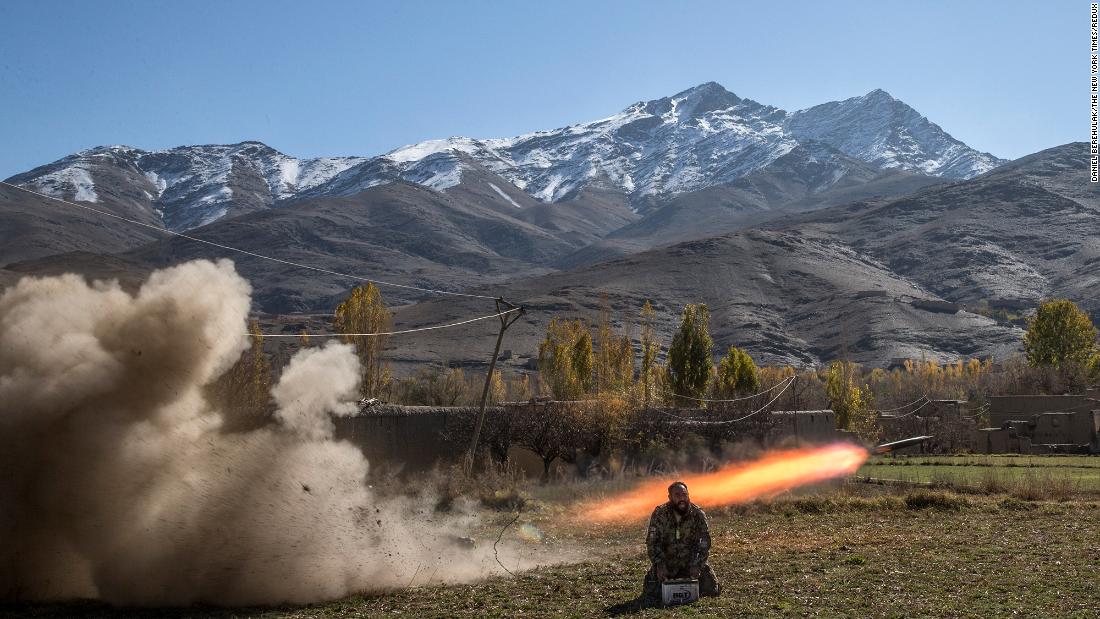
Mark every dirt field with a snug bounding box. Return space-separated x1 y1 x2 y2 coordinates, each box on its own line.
7 460 1100 618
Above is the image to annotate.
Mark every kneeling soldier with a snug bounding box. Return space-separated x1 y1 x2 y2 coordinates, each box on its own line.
642 481 721 605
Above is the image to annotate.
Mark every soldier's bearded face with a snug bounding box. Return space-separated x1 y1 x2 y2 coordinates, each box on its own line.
669 486 690 513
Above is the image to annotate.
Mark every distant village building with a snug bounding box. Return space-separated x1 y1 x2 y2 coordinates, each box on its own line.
768 410 839 445
973 395 1100 454
986 394 1092 428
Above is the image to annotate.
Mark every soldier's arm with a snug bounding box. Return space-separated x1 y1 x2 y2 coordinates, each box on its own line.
646 509 666 567
691 509 712 568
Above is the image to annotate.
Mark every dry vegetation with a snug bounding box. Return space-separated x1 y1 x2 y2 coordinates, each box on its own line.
9 459 1100 619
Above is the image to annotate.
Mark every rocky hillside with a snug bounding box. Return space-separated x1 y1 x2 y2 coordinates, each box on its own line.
5 142 365 231
360 143 1090 370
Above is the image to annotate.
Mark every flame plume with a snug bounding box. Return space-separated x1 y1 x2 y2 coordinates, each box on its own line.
578 443 868 523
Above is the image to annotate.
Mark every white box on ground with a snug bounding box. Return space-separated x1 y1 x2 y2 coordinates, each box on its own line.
661 579 699 606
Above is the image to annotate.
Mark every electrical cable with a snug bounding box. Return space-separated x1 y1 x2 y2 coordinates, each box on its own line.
874 396 930 414
254 307 521 337
658 376 796 425
879 398 934 419
660 375 795 403
961 405 989 420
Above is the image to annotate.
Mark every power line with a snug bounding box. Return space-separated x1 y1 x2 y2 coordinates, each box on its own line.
880 398 934 419
660 375 796 403
0 180 497 300
961 406 988 420
874 396 930 414
659 377 797 425
255 307 521 338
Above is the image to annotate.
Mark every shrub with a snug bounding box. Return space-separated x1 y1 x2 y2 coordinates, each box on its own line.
1009 473 1081 502
714 345 761 398
904 490 968 510
998 497 1036 511
978 469 1008 494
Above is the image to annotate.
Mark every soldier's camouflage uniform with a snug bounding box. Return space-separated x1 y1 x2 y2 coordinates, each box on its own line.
642 501 720 604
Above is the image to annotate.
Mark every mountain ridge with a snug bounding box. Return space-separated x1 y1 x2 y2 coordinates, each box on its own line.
5 82 1003 232
2 142 1087 371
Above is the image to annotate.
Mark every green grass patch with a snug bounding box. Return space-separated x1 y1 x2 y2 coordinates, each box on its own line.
857 454 1100 496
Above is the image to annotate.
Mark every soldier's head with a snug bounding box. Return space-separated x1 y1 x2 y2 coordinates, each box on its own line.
668 481 689 513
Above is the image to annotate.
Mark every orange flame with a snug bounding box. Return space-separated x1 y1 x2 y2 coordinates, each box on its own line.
577 443 868 523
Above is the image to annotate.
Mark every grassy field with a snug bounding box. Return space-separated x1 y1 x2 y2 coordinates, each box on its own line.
8 457 1100 618
857 454 1100 496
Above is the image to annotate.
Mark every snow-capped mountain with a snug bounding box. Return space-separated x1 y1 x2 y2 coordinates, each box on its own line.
785 89 1004 178
7 142 366 231
315 82 797 204
6 82 1004 231
391 83 796 202
308 82 1002 205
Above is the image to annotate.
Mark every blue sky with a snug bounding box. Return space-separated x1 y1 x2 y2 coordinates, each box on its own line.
0 1 1082 178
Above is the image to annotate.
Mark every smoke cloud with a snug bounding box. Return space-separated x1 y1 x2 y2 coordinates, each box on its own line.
0 259 500 606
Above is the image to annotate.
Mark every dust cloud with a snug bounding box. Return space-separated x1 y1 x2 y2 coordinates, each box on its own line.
0 259 501 606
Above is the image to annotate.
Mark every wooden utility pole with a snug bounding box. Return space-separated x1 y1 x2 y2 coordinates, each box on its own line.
465 297 525 472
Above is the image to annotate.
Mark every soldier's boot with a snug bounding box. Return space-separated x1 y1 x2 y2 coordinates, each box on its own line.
699 563 721 597
641 566 662 607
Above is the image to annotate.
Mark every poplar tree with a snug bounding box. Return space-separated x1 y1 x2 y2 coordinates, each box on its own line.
667 304 713 405
334 282 391 397
595 296 634 397
210 320 272 431
571 330 595 395
538 318 594 399
639 300 660 407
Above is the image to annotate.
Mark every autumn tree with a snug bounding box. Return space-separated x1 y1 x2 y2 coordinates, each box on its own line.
489 370 506 404
667 304 713 405
1024 299 1098 369
334 282 391 397
714 345 760 398
639 300 660 407
538 318 594 399
826 360 877 440
209 320 272 431
594 296 635 397
506 372 533 402
571 330 595 395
